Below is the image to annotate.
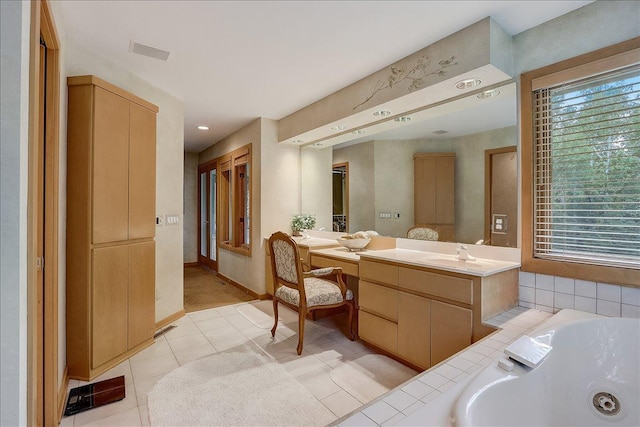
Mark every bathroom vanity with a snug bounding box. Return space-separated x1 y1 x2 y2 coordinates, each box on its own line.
309 240 520 371
356 249 519 370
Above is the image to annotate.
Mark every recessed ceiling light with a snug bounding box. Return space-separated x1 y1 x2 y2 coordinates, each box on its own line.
455 78 482 90
394 116 411 123
351 130 366 135
373 110 392 117
330 125 346 131
197 125 209 130
291 139 304 144
433 130 448 135
477 89 501 99
313 142 324 148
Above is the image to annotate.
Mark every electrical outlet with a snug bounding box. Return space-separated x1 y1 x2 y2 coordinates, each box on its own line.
156 216 164 226
393 212 400 219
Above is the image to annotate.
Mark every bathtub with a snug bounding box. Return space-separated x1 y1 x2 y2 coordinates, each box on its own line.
451 310 640 426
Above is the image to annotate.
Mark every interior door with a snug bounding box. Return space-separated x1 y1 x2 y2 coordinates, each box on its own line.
485 146 517 246
198 161 217 270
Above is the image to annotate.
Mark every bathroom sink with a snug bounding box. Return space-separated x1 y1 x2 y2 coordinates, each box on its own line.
425 258 495 269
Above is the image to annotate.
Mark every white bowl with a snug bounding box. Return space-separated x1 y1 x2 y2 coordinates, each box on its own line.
336 237 370 251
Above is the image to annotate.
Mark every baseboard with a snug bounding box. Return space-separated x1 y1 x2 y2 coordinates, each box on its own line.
155 309 186 330
184 262 199 268
217 273 269 300
57 366 69 422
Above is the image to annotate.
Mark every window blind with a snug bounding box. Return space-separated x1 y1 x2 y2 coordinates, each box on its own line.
533 65 640 268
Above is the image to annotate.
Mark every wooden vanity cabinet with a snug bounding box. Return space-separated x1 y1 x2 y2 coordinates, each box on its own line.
66 75 158 380
359 259 490 370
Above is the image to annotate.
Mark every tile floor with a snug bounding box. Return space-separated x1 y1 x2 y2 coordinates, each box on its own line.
61 300 414 426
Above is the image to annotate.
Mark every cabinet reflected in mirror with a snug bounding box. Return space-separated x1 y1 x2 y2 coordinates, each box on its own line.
301 81 519 247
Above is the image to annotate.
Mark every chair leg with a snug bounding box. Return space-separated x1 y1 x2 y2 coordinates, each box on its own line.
297 309 306 355
271 299 279 337
346 301 356 341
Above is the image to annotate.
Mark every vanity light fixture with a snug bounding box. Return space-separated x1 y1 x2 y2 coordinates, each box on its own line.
373 110 392 117
197 125 209 130
455 78 482 90
394 116 411 123
351 130 366 135
477 89 501 99
330 125 346 131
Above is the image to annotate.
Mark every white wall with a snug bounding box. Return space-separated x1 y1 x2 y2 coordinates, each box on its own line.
64 42 185 322
0 2 30 425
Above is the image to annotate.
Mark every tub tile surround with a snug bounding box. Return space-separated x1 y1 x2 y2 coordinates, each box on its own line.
518 271 640 318
337 307 554 426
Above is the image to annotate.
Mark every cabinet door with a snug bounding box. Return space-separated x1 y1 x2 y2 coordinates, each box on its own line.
414 156 436 224
128 241 155 348
431 300 472 365
93 87 130 244
129 103 156 240
398 292 431 369
435 155 455 224
92 246 128 368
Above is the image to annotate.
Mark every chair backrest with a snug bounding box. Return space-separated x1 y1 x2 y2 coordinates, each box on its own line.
407 225 439 241
268 232 306 300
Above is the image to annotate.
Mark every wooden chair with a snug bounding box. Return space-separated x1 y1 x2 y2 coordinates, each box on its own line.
407 225 440 241
268 231 355 355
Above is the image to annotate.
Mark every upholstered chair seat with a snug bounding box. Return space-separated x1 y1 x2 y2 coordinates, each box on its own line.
268 231 355 355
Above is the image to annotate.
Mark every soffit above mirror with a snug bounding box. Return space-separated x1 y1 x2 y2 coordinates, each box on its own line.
279 17 515 147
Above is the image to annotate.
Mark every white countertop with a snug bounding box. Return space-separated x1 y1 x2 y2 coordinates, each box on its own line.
291 236 341 249
359 248 520 276
310 247 520 277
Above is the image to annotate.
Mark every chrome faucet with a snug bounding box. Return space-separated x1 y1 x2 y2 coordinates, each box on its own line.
456 244 475 261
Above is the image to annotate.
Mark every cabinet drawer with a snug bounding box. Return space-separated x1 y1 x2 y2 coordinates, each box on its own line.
360 260 398 285
399 267 472 305
311 255 358 277
359 311 397 354
359 280 398 321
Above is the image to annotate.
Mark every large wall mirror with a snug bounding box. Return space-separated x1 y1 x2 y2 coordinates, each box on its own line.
301 81 518 247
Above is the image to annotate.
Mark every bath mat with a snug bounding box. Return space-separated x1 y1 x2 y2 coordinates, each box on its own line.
148 351 335 426
330 354 417 403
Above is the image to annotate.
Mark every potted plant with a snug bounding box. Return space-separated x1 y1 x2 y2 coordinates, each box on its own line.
291 214 316 237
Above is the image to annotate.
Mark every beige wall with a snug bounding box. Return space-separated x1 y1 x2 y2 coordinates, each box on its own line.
300 146 333 231
183 152 198 263
333 142 376 233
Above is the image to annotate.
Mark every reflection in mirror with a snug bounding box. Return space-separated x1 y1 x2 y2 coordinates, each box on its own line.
301 81 519 247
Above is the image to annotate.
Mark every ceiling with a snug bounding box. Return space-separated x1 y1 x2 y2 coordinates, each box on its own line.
57 1 593 153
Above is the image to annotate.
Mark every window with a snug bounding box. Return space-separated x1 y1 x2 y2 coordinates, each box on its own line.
217 144 251 255
521 39 639 286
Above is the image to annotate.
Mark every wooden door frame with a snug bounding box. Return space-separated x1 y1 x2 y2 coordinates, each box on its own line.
197 160 218 270
28 0 62 425
332 162 349 232
484 146 516 245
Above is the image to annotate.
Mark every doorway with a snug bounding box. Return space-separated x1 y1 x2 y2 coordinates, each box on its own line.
332 163 349 232
28 0 61 424
198 160 218 270
485 146 517 247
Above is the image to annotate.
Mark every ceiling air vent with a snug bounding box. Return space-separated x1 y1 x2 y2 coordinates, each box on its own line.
129 40 170 61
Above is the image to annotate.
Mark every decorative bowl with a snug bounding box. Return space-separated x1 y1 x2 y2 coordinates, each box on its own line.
336 237 371 251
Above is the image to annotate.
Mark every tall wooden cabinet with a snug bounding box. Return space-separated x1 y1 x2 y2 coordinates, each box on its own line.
413 153 455 241
66 75 158 380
